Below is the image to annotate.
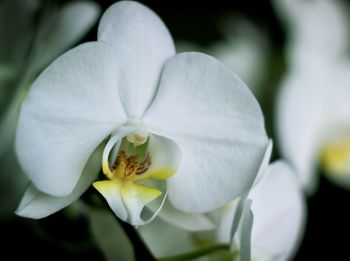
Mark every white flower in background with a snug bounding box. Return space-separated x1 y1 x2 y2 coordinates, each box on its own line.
0 0 100 156
140 161 306 261
226 162 305 261
176 18 270 100
0 0 99 217
274 0 350 193
273 0 349 66
15 1 269 226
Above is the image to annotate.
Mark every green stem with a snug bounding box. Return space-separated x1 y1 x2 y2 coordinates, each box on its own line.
158 244 230 261
116 217 156 261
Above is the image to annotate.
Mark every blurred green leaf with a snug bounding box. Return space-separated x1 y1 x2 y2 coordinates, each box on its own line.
88 207 135 261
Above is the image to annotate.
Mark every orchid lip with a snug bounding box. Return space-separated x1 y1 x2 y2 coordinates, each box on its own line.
94 126 180 225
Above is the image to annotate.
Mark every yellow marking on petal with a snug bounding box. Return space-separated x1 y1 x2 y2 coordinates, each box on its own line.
134 167 178 181
122 182 162 205
93 179 121 194
102 161 114 179
321 137 350 177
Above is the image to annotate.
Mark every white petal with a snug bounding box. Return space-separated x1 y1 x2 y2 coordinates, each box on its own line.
237 200 253 261
31 1 101 73
249 161 306 260
134 134 181 181
16 42 127 196
273 0 349 63
252 139 273 187
144 52 268 213
15 146 101 219
216 197 243 244
329 64 350 127
101 127 135 178
98 1 175 118
148 200 215 232
276 66 329 193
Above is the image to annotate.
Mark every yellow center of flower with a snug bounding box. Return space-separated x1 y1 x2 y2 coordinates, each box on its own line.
102 134 152 180
321 136 350 177
112 150 151 179
91 128 180 225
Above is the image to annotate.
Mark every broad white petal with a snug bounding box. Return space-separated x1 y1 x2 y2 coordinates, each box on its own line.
15 146 101 219
144 52 268 212
249 161 306 261
32 1 101 73
98 1 175 118
16 42 127 196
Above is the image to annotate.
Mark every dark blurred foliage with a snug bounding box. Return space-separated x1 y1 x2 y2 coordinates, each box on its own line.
1 0 350 260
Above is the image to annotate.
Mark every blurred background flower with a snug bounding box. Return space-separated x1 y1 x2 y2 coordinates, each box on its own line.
0 0 100 217
274 0 350 193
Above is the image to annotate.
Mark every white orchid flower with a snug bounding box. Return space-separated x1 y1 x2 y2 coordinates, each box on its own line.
139 161 305 261
274 0 350 193
15 1 269 226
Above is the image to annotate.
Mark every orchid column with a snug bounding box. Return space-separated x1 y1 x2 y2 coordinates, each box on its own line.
15 1 269 227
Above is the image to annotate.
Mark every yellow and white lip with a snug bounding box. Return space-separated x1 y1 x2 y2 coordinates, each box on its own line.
321 136 350 185
93 127 181 226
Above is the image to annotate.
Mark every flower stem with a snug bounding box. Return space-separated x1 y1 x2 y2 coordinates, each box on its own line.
115 217 156 261
157 244 230 261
